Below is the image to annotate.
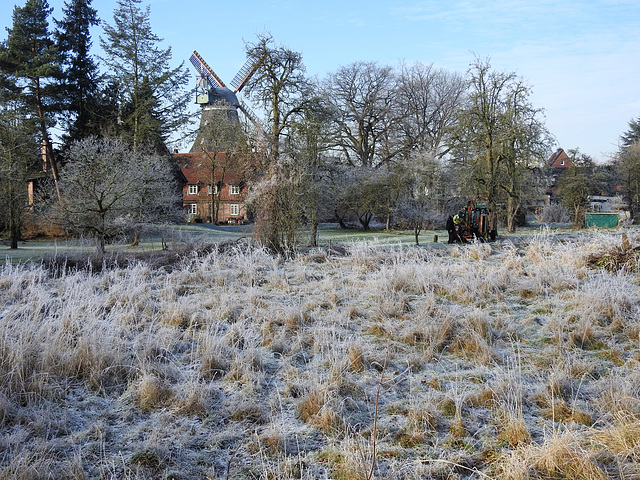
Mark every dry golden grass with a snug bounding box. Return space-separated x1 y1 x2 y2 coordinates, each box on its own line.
497 413 531 447
136 374 174 412
591 412 640 459
495 430 610 480
1 230 640 478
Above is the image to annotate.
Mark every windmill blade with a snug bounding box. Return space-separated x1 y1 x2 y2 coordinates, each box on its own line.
190 51 227 89
238 101 262 130
231 54 265 93
189 52 216 89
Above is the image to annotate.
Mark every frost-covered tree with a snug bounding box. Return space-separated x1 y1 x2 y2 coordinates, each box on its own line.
242 33 317 251
56 137 180 252
394 152 448 244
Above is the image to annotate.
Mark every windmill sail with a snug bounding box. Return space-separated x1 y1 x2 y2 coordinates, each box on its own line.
231 54 265 93
238 100 261 128
190 51 226 89
189 49 266 152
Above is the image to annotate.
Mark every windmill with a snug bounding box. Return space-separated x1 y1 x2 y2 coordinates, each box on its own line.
189 50 263 152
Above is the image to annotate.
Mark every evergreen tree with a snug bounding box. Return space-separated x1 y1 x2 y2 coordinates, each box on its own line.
99 0 192 153
0 0 62 196
621 115 640 149
119 75 164 153
54 0 102 146
0 93 40 249
93 79 123 138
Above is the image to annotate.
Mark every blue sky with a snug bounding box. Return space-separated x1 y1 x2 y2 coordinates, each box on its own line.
2 0 639 162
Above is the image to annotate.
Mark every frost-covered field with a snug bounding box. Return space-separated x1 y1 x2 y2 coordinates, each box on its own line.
2 230 640 479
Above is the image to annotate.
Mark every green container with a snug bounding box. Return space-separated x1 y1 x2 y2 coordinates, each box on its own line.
585 213 619 228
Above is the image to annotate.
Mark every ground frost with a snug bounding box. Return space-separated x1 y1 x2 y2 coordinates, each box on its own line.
2 231 640 478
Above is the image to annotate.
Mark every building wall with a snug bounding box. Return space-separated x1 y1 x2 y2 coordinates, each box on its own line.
174 152 249 224
183 183 248 223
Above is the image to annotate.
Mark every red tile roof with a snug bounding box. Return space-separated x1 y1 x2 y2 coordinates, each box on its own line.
174 152 244 184
548 148 574 168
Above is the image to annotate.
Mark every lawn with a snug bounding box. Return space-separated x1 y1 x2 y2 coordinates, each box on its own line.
1 221 579 265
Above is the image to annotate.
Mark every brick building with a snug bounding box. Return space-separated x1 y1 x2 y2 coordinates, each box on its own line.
174 152 249 224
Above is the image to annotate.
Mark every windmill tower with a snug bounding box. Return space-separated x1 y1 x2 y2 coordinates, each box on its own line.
189 50 262 153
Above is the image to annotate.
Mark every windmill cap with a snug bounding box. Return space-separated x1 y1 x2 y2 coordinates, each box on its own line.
207 87 240 107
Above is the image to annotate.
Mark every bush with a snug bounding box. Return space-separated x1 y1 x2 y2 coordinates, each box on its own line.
537 204 571 223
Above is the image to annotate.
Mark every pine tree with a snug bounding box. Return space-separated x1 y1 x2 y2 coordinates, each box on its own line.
0 93 40 249
621 116 640 149
0 0 63 196
99 0 192 153
54 0 102 146
119 74 165 153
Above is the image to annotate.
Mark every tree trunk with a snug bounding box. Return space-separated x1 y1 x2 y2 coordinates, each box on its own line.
9 219 19 250
506 195 516 233
309 218 319 247
335 208 347 229
359 211 372 230
8 184 20 249
36 78 61 200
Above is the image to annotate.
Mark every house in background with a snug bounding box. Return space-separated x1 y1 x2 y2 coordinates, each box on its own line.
174 152 249 224
546 148 575 200
547 148 574 169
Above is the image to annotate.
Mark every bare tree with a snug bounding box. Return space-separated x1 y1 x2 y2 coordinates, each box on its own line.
452 58 551 236
287 98 335 246
557 149 602 226
498 80 551 232
396 62 466 159
616 140 640 221
242 33 317 251
56 136 180 252
195 109 246 223
244 33 314 160
324 62 400 168
394 152 448 244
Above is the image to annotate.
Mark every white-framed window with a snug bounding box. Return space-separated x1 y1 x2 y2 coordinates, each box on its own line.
187 204 198 215
208 185 218 195
230 204 240 216
229 185 241 195
188 184 198 195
